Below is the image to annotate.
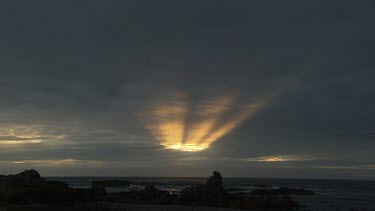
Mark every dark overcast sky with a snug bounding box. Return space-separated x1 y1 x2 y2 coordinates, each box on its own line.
0 0 374 179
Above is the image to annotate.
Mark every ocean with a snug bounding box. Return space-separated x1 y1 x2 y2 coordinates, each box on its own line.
46 177 375 211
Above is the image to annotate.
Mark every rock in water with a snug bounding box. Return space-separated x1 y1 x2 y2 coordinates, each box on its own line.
0 169 46 187
17 169 46 186
206 171 224 193
91 180 131 189
16 169 41 179
180 171 228 206
0 169 96 205
46 180 70 189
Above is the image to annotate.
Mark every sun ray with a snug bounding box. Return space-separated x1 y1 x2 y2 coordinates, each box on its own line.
185 96 234 145
203 101 265 146
138 93 269 152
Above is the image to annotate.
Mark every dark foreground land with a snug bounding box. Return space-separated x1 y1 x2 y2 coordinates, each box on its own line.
0 170 313 210
1 204 246 211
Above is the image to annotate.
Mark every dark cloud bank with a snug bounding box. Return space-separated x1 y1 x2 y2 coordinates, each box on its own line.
0 0 374 179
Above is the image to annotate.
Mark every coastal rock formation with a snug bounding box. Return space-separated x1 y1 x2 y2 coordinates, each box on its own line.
179 171 242 207
105 185 175 205
250 187 316 196
0 169 46 188
206 171 225 193
0 170 302 210
0 169 95 205
16 169 41 179
91 180 131 189
46 180 70 190
179 171 300 210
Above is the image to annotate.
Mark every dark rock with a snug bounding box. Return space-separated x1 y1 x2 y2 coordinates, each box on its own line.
16 169 41 179
0 169 46 188
137 185 167 201
0 170 95 205
179 184 208 205
179 171 301 210
139 185 162 200
46 181 70 189
89 187 107 196
246 195 300 211
158 193 174 205
206 171 224 193
250 187 316 196
91 180 131 189
104 185 175 205
0 169 302 210
249 188 275 196
275 187 316 195
4 191 32 204
225 187 247 192
180 171 229 206
243 184 272 188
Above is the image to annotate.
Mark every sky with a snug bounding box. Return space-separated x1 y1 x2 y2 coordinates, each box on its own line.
0 1 374 179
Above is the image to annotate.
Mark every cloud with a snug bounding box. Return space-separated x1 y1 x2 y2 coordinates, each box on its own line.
0 125 66 146
0 159 107 167
245 155 313 162
177 154 314 163
138 92 270 151
0 0 374 178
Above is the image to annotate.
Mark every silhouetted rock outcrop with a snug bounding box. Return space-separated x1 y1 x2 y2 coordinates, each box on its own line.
0 169 46 188
179 171 232 207
0 169 95 205
179 171 300 210
46 180 70 190
0 170 301 210
16 169 41 179
276 187 316 195
206 171 225 193
104 184 176 205
250 187 316 196
91 180 131 189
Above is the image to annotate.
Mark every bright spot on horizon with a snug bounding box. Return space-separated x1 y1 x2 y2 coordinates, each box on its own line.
138 92 268 152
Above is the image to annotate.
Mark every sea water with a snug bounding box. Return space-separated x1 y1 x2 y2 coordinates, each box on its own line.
46 177 375 211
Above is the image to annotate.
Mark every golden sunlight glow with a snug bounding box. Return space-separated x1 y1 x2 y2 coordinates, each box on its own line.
261 157 287 162
0 126 66 146
164 143 209 152
6 159 106 165
139 93 269 152
0 140 43 145
253 155 309 162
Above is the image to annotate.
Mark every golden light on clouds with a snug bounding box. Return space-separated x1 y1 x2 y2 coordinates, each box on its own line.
0 140 43 145
246 155 311 162
139 92 268 152
0 126 65 146
259 157 288 162
0 159 106 165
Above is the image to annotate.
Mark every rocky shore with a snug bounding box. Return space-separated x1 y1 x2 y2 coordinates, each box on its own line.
0 170 313 210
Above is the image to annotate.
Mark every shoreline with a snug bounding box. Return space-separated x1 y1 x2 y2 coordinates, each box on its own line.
3 203 248 211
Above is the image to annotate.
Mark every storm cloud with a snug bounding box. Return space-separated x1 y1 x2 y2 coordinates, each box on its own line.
0 0 374 179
